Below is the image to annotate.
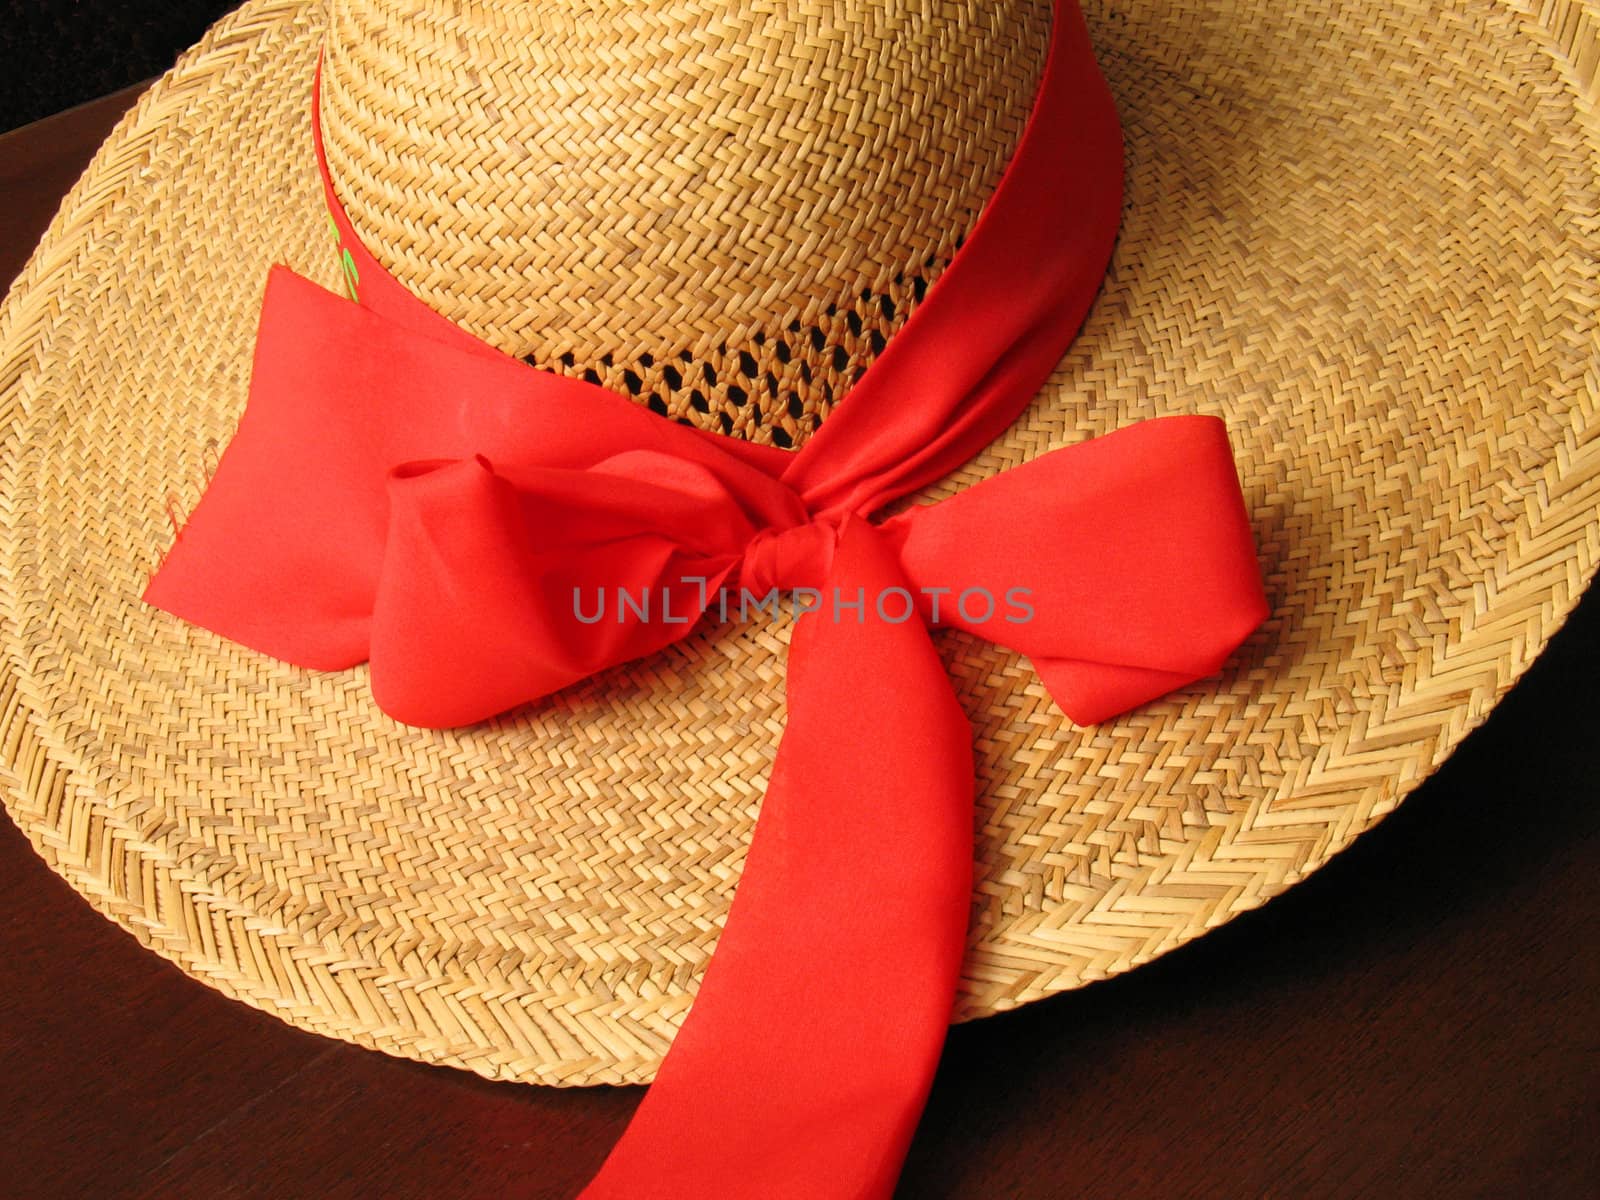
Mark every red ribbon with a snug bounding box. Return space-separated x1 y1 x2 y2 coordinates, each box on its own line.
143 2 1269 1195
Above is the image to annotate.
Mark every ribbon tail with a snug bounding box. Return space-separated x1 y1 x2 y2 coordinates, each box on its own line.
581 515 974 1200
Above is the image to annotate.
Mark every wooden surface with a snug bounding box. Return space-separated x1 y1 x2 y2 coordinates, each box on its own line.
0 86 1596 1200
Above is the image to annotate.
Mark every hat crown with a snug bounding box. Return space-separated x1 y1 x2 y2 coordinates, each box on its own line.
319 0 1054 448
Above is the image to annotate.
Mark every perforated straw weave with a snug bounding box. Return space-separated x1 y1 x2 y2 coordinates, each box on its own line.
1 0 1598 1086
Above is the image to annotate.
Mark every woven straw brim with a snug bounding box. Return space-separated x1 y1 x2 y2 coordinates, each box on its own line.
2 0 1597 1086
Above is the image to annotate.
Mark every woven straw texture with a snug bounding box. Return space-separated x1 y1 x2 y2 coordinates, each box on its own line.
1 0 1598 1087
322 0 1053 448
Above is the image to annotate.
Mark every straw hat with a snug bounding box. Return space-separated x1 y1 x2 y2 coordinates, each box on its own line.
2 0 1597 1111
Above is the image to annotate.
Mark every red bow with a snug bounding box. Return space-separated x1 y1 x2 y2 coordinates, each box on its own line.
143 3 1269 1195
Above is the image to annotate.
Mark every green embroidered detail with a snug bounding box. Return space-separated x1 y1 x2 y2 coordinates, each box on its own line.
340 248 360 303
325 207 360 303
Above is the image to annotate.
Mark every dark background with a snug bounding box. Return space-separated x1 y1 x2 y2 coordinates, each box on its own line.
0 0 237 130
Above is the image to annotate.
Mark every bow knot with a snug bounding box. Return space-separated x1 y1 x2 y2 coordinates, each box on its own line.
740 516 842 596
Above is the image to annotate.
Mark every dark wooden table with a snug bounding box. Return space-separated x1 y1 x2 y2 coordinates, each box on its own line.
1 88 1596 1200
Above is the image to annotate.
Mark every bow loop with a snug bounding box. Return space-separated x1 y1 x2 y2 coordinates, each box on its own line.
369 449 804 727
881 413 1269 725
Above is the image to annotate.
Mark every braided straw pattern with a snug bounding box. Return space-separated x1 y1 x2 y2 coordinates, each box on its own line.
321 0 1052 448
1 0 1598 1086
